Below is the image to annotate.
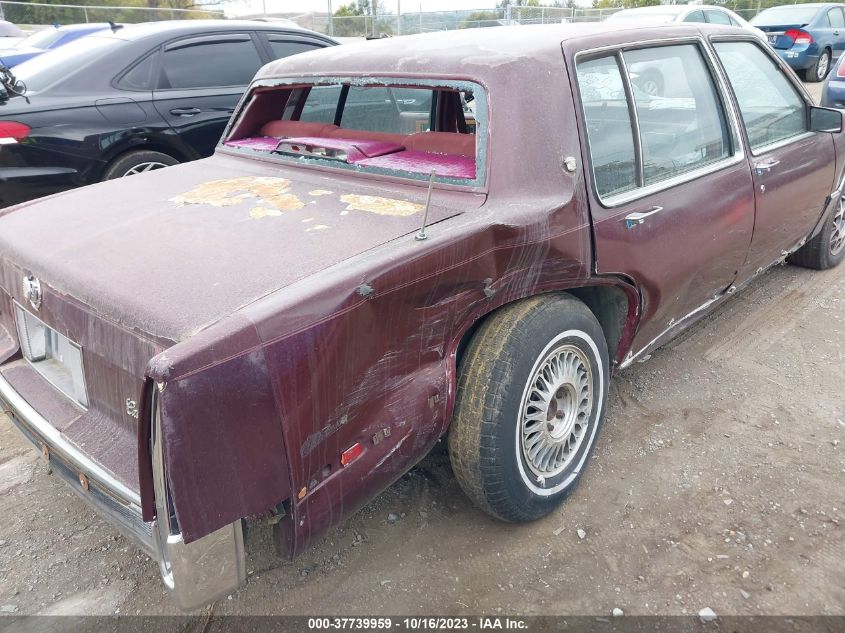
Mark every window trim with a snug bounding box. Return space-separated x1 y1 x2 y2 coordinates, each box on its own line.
219 75 490 192
113 48 160 92
573 36 746 209
709 34 814 158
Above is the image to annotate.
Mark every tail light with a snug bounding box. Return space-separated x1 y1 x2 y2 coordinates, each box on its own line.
0 121 30 144
785 29 813 45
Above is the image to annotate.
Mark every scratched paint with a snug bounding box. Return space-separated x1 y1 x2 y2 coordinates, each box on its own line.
340 194 424 217
170 177 305 216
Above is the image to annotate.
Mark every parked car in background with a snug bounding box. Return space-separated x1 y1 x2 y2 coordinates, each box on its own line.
0 20 24 47
0 23 115 67
820 48 845 105
0 20 335 207
605 4 766 39
1 22 843 609
751 3 845 81
604 5 766 96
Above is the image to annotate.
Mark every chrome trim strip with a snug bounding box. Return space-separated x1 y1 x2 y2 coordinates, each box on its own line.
0 371 141 508
617 50 644 188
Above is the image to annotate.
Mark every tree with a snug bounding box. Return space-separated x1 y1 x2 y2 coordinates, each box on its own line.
459 10 501 28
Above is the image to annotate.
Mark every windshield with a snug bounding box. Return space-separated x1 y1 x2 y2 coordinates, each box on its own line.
18 27 61 49
12 35 122 92
751 6 819 25
605 11 679 24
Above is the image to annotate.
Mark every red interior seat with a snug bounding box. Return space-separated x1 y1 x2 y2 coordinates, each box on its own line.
327 128 407 146
259 120 338 138
405 132 476 157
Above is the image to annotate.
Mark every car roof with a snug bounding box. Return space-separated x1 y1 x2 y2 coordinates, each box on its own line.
616 4 733 13
257 22 740 81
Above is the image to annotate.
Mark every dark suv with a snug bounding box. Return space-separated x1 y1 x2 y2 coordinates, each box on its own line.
0 20 335 207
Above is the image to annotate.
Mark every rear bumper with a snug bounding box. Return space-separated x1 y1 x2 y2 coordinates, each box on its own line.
776 48 818 70
0 371 247 609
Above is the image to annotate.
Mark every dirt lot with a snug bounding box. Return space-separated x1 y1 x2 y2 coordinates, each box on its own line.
0 82 842 622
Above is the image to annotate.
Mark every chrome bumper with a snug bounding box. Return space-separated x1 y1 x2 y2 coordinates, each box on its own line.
0 371 246 610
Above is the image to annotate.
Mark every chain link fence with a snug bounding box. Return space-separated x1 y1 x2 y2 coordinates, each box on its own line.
0 1 223 26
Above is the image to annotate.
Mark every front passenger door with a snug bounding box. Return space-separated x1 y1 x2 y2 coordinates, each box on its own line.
153 33 265 158
713 39 836 274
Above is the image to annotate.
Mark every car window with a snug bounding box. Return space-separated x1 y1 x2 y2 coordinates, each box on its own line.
12 35 122 93
576 55 638 198
684 10 706 23
116 53 156 91
293 85 435 134
160 37 263 89
751 6 819 26
705 10 732 26
829 8 845 28
622 44 730 186
714 41 806 150
265 38 323 60
729 16 741 27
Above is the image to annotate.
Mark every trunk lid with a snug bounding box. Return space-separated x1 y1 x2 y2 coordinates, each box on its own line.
0 153 467 343
754 23 810 49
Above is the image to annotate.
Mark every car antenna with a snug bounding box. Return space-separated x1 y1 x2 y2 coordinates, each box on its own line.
108 21 123 32
415 170 436 241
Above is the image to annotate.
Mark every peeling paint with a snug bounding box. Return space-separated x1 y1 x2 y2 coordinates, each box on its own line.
170 177 305 216
306 225 329 232
309 189 334 196
340 194 424 217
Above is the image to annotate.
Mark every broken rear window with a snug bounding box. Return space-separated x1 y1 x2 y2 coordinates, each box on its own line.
222 78 486 186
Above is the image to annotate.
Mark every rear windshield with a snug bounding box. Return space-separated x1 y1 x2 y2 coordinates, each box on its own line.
223 78 486 186
18 27 61 49
751 6 819 26
12 35 122 93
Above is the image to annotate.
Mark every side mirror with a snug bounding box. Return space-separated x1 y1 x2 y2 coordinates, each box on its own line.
810 106 843 133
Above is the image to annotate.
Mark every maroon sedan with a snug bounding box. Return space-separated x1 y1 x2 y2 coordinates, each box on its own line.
1 23 843 608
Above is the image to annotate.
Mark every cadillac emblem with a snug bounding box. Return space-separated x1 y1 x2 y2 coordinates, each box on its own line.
23 275 42 310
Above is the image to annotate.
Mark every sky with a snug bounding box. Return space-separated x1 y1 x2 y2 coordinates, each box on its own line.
226 0 501 17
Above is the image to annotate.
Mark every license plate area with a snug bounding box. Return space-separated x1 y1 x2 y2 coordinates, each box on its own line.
768 35 778 44
13 302 88 408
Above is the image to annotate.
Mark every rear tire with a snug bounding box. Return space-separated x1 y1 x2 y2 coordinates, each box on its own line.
788 196 845 270
448 294 609 523
805 48 832 83
102 150 178 180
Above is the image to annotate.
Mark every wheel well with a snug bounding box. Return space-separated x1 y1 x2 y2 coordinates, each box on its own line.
100 142 188 180
455 286 631 370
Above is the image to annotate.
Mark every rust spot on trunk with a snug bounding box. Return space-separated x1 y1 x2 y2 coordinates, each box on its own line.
340 194 423 217
170 177 305 216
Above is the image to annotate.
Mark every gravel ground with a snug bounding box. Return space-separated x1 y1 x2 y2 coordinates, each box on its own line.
0 82 842 622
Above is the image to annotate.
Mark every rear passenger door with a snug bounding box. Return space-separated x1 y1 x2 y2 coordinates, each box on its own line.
572 41 755 359
153 33 265 158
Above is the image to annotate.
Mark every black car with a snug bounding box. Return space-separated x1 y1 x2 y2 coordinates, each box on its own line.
0 20 335 207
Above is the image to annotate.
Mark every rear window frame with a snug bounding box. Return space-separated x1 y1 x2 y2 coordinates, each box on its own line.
220 75 490 191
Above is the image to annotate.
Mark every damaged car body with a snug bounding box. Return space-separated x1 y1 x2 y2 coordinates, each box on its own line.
1 23 845 608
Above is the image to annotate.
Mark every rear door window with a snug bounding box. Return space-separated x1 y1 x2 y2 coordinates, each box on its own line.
683 10 706 23
160 35 263 89
705 10 732 26
622 44 730 185
263 36 324 60
829 8 845 28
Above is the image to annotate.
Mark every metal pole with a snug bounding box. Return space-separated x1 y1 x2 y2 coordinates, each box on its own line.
397 0 401 36
262 0 266 16
328 0 333 36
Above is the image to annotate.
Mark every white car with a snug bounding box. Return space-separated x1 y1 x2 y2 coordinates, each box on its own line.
604 5 767 96
605 5 766 40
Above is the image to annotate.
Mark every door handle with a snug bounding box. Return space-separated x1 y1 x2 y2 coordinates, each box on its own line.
754 158 780 175
625 206 663 229
169 107 201 116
